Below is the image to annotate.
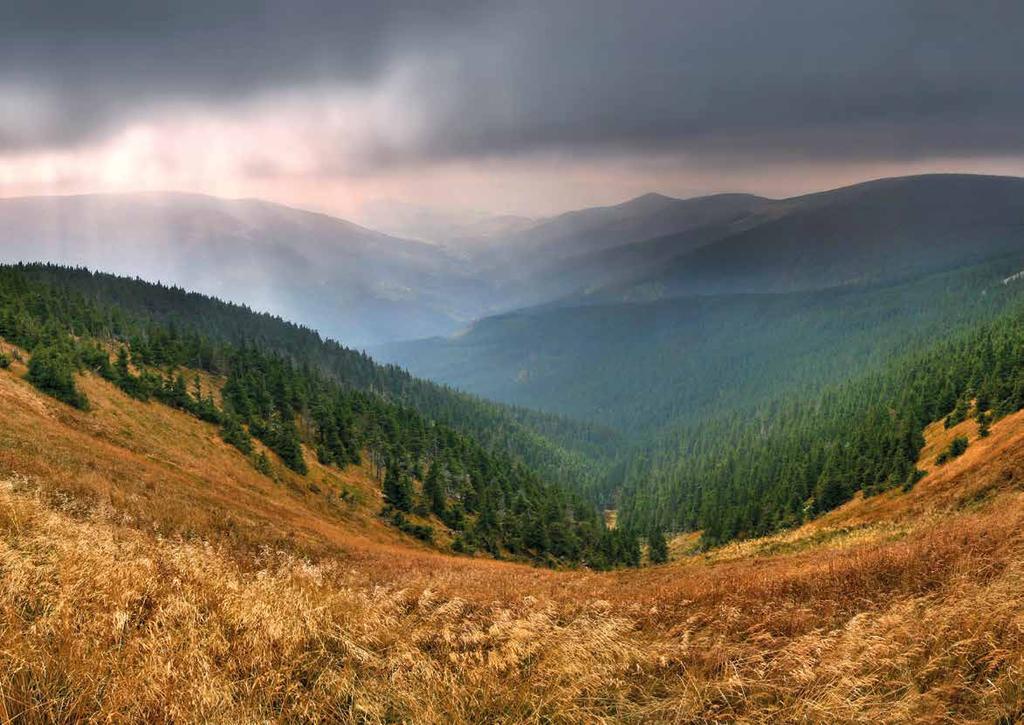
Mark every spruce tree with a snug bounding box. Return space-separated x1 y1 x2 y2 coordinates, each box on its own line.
423 461 447 517
647 530 669 564
27 345 88 409
383 463 413 512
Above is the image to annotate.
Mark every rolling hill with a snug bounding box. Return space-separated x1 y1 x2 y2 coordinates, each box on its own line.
474 191 767 261
0 192 488 346
592 174 1024 302
464 190 771 308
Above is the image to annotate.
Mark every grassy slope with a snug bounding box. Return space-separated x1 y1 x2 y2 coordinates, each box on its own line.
0 341 437 560
3 346 1024 722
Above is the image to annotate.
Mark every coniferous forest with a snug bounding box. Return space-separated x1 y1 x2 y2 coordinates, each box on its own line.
13 261 1024 558
0 264 638 567
615 304 1024 544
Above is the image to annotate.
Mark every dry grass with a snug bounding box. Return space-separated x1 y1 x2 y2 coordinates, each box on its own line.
0 474 658 723
3 353 1024 722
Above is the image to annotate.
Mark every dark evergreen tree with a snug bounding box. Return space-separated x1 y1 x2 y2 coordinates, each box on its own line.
27 345 88 409
423 461 447 517
647 530 669 564
383 462 413 512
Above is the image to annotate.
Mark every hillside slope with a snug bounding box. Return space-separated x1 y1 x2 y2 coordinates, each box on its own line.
0 342 426 558
3 336 1024 721
3 264 621 501
0 192 487 345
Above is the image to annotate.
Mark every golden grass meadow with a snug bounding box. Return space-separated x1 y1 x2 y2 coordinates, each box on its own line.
2 349 1024 723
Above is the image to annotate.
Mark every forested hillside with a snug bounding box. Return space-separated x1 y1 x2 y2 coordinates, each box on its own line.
376 175 1024 547
380 255 1024 436
618 293 1024 544
0 264 636 566
11 264 621 488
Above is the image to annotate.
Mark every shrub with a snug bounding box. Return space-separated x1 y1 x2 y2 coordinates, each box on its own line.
902 468 927 492
389 511 435 543
26 346 88 409
220 416 253 454
936 436 969 465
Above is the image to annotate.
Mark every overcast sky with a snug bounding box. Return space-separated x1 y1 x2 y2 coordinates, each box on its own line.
3 0 1023 219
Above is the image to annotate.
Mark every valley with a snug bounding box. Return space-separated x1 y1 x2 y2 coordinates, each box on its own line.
3 324 1024 721
6 174 1024 722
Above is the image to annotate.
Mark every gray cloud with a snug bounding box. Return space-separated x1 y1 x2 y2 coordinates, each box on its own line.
3 0 1023 164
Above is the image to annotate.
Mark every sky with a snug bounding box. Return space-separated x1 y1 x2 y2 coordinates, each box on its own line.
3 1 1024 221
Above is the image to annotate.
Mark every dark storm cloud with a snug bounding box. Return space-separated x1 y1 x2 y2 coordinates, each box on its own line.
3 0 1023 163
0 0 486 148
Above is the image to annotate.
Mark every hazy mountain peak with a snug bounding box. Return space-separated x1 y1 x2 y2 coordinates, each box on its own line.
614 191 680 211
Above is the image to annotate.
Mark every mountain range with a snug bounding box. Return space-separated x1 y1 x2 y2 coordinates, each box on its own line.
376 174 1024 431
0 192 488 346
9 174 1024 353
10 174 1024 483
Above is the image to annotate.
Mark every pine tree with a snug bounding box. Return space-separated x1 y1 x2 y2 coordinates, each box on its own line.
977 410 991 437
269 416 306 474
383 462 413 512
423 461 447 517
220 416 252 454
647 530 669 564
254 451 274 477
115 346 131 382
27 345 88 409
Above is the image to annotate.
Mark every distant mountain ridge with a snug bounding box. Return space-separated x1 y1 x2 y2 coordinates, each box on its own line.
376 174 1024 437
0 186 779 346
0 191 486 347
465 190 771 308
355 198 536 246
6 174 1024 351
591 174 1024 302
496 190 768 260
